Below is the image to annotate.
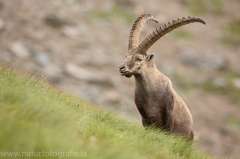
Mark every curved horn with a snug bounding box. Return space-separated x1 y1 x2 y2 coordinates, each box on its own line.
137 16 206 53
128 14 158 52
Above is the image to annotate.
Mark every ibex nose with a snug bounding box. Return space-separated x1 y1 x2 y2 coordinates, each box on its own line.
119 66 125 70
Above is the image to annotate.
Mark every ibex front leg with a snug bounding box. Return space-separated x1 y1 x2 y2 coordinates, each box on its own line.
163 109 174 133
162 87 175 133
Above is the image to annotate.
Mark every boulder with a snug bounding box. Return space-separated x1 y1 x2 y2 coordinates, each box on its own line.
9 42 30 59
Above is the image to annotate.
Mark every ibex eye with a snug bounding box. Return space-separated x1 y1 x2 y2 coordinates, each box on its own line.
136 58 142 61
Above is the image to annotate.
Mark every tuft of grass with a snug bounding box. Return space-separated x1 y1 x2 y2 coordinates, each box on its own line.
209 0 224 14
88 5 136 23
221 19 240 47
111 6 136 23
88 10 110 20
186 0 224 15
201 70 240 105
174 73 195 92
227 115 240 126
187 0 206 15
173 70 240 106
170 29 192 39
0 66 210 159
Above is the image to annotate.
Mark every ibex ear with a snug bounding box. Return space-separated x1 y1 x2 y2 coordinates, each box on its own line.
147 53 155 61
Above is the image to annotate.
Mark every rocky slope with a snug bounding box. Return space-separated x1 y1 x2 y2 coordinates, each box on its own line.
0 0 240 158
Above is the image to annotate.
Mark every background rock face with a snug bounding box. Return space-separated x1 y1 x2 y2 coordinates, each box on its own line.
0 0 240 158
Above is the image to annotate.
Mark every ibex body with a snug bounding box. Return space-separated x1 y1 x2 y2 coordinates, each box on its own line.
119 14 205 140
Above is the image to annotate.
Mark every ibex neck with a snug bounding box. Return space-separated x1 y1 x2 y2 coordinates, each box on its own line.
134 63 168 98
134 64 158 89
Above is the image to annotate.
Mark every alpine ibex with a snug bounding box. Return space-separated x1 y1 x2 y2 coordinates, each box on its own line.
119 14 205 140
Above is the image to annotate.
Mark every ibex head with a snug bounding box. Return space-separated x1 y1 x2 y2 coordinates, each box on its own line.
119 14 205 78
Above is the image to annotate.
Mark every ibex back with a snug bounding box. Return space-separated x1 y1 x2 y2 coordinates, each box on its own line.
119 14 205 140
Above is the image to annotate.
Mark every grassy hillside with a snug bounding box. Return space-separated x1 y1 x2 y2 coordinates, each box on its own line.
0 66 210 159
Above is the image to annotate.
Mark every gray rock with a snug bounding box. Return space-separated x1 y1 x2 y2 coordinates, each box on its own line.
79 87 99 102
43 65 62 76
212 77 227 88
64 63 112 85
61 26 80 39
179 49 226 70
233 78 240 89
9 42 30 59
33 53 49 67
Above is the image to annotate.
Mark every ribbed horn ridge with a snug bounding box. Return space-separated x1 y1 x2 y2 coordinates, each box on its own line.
137 16 206 53
128 13 158 52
